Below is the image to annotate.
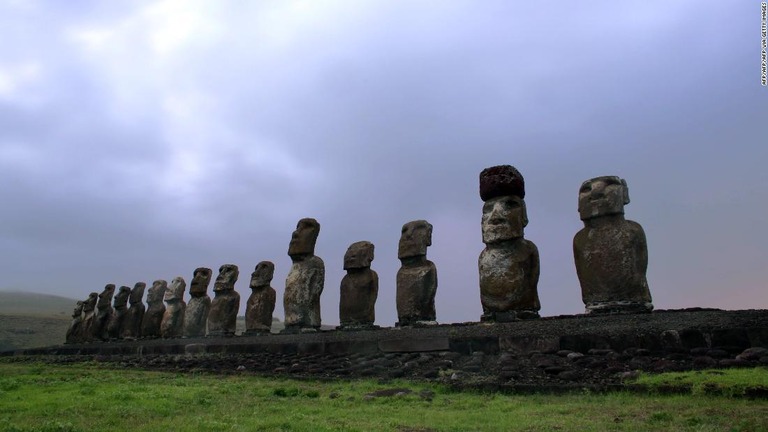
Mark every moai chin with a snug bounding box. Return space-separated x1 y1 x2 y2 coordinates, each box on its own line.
283 218 325 333
107 286 131 340
339 241 379 330
573 176 652 314
207 264 240 337
183 268 212 338
92 284 116 341
160 277 187 338
65 301 85 344
80 292 99 343
122 282 146 340
396 220 438 326
478 165 541 322
140 280 167 339
244 261 276 335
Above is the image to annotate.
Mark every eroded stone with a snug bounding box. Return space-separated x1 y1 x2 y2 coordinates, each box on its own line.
396 220 437 326
92 284 116 341
184 268 212 338
339 241 378 329
245 261 276 335
140 280 167 339
64 301 84 344
283 218 324 332
122 282 146 340
160 276 186 338
208 264 240 337
107 286 131 340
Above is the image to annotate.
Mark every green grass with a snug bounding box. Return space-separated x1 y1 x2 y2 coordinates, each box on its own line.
1 363 767 431
632 367 768 396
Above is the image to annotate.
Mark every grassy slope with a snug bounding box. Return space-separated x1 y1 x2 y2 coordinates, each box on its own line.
0 291 77 351
0 363 767 432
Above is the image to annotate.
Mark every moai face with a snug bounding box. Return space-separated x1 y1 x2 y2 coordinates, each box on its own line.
288 218 320 258
214 264 239 293
114 286 131 308
189 267 212 297
148 280 168 303
250 261 275 288
578 176 630 220
72 301 84 318
83 293 98 312
130 282 146 304
165 277 186 301
481 195 528 244
97 284 116 308
344 241 374 270
398 220 433 259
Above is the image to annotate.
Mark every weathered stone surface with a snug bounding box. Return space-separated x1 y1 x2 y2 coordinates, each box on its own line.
379 338 450 352
160 277 186 339
284 218 325 331
184 268 212 338
107 286 131 340
64 301 84 344
140 280 167 339
92 284 115 342
122 282 146 340
479 165 525 201
396 220 437 326
573 176 652 314
245 261 276 335
339 241 378 329
208 264 240 337
478 166 540 321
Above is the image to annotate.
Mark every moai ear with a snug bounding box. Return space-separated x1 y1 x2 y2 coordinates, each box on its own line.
621 178 630 205
425 222 433 247
521 200 529 228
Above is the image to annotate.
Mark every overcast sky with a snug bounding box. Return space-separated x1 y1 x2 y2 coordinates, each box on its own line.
1 1 766 325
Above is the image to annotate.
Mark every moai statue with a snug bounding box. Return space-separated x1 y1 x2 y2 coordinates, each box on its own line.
160 277 187 338
283 218 325 333
79 292 98 342
339 241 379 330
65 301 85 344
244 261 276 335
122 282 146 340
396 220 438 326
183 268 212 338
207 264 240 337
140 280 167 338
91 284 116 341
573 176 653 314
478 165 541 322
106 286 131 340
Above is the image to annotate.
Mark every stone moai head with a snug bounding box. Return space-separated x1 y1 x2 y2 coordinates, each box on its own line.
72 301 84 318
288 218 320 258
114 286 131 308
83 292 98 312
250 261 275 289
214 264 239 293
578 176 630 221
130 282 146 304
398 220 433 259
479 165 528 244
189 267 212 297
97 284 116 308
344 241 374 270
164 277 186 301
147 280 168 304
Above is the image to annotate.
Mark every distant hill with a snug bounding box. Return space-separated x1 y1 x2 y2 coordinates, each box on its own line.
0 291 77 352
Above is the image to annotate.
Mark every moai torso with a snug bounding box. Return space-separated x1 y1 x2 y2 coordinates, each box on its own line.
92 284 116 341
207 264 240 337
184 268 212 338
107 286 131 340
80 293 98 342
122 282 146 339
573 176 652 313
396 220 438 326
160 277 186 338
141 280 167 338
477 165 541 321
65 301 84 344
339 241 379 329
283 218 325 331
245 261 276 335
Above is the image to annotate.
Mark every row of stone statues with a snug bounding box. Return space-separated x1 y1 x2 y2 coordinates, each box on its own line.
65 165 653 343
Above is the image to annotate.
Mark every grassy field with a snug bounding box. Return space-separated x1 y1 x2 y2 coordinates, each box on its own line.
1 362 767 432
